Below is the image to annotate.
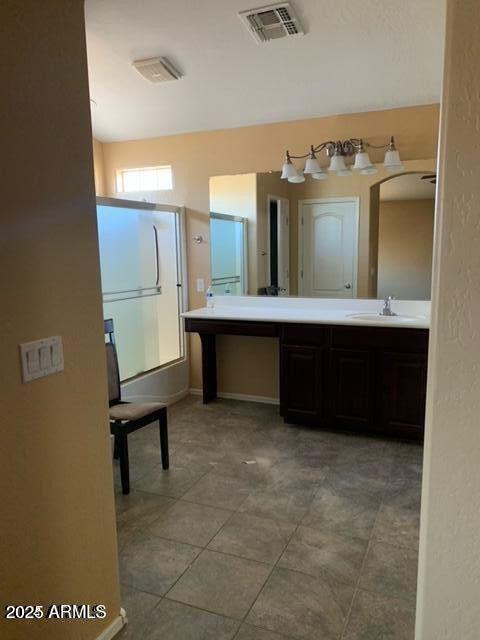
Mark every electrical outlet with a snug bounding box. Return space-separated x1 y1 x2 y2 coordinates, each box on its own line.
196 278 205 292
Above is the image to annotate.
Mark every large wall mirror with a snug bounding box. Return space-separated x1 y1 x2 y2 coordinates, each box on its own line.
209 166 435 300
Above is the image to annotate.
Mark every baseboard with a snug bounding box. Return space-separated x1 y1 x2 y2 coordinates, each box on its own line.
96 608 127 640
189 388 279 405
122 388 190 406
124 387 279 407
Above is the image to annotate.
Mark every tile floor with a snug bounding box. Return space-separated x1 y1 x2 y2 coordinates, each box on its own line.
115 395 422 640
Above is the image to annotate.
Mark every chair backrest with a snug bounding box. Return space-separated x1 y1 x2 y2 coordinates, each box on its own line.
104 319 121 406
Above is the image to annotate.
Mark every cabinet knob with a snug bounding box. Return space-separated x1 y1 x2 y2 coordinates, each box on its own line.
345 283 352 289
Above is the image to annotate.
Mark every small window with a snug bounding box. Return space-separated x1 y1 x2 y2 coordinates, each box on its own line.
116 165 173 193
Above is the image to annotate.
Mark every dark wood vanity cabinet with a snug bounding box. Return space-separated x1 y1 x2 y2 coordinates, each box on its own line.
279 324 428 439
184 317 429 440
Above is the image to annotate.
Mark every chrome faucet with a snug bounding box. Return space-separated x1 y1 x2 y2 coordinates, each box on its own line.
380 296 397 316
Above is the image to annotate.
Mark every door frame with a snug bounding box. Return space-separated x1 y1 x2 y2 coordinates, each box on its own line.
298 197 360 298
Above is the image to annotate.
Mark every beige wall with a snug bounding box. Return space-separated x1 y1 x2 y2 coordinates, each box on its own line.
210 173 257 293
100 104 439 396
416 1 480 637
378 199 434 300
0 2 120 639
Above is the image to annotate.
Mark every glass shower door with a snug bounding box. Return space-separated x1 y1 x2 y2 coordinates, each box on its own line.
97 199 184 381
150 209 183 366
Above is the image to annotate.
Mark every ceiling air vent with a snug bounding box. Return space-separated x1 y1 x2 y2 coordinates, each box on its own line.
132 57 183 83
239 2 304 43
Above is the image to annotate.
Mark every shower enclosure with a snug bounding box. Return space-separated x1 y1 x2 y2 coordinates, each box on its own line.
96 197 186 387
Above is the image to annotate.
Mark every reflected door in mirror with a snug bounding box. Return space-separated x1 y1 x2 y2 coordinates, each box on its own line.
300 199 359 298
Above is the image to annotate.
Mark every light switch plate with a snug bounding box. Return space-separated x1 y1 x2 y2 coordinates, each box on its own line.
20 336 64 383
196 278 205 292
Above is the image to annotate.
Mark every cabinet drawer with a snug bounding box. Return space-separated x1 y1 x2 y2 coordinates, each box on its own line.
331 326 429 352
281 323 329 346
184 318 278 337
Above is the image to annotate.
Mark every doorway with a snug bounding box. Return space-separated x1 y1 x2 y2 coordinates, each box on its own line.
267 195 290 295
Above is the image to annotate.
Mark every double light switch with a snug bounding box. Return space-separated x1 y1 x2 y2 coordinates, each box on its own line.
20 336 64 382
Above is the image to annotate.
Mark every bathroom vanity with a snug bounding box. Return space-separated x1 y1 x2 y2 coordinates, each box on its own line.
183 297 429 440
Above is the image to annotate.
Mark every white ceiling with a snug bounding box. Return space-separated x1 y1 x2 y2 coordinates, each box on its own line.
85 0 446 142
380 172 436 201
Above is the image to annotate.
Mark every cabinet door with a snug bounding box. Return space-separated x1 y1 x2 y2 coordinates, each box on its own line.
380 351 427 437
327 348 374 429
280 345 321 420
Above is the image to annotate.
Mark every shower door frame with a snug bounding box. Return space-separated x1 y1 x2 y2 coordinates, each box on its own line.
96 196 188 382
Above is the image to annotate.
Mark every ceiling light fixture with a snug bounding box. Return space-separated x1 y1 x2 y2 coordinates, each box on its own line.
132 56 183 83
281 136 404 183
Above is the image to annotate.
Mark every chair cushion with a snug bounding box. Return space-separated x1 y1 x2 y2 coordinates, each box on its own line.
109 402 166 422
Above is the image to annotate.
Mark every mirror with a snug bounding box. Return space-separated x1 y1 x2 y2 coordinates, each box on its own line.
209 167 435 300
377 173 435 300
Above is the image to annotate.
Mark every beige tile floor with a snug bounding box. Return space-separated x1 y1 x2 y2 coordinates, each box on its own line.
115 395 422 640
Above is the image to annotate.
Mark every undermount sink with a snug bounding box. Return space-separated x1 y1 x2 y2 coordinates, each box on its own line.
347 313 424 322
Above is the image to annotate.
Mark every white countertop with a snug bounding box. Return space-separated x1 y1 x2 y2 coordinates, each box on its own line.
182 296 430 329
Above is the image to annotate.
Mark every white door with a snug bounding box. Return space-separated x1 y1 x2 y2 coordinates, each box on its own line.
300 199 358 298
277 197 290 294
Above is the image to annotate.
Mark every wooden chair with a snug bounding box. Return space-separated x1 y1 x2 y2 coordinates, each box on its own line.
105 319 169 494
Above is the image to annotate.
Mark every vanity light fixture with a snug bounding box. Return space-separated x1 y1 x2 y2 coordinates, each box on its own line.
281 136 404 183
